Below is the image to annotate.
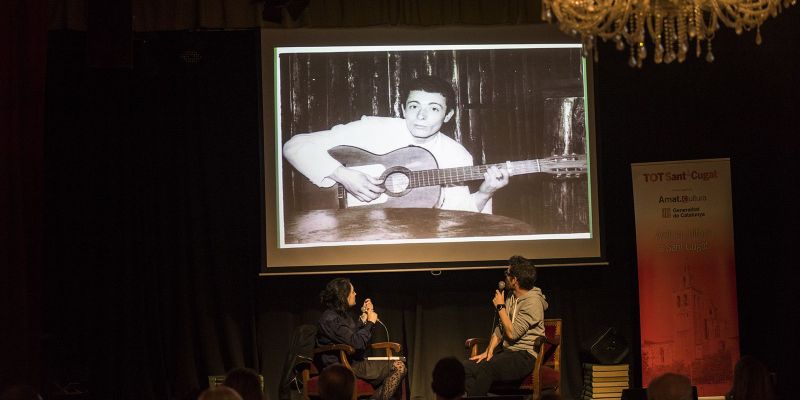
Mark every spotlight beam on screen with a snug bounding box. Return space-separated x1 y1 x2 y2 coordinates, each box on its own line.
260 25 604 275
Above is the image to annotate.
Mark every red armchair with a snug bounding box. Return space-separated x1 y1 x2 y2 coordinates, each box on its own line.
301 342 403 400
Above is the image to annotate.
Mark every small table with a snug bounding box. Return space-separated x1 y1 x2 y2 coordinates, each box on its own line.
284 208 534 244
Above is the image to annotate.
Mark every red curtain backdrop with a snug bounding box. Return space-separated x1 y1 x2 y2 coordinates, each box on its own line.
0 0 47 389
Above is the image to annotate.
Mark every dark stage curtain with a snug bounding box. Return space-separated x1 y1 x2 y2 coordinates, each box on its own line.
0 0 47 392
42 31 262 399
300 0 540 27
48 0 542 31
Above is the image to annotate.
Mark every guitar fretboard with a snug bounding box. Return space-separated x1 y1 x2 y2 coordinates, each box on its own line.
407 160 542 188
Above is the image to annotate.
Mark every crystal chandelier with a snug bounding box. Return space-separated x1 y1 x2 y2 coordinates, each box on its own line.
541 0 795 67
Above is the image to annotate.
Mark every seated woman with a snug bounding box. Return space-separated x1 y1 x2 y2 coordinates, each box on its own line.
316 278 407 400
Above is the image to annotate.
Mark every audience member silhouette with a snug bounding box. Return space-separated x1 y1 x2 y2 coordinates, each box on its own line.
198 386 243 400
727 356 775 400
224 367 264 400
0 385 42 400
319 364 356 400
431 357 465 400
647 373 693 400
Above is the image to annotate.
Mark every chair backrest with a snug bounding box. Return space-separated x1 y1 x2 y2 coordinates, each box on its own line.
279 325 319 400
526 318 562 398
542 319 562 374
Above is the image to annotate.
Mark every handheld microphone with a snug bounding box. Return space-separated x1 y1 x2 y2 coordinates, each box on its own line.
361 305 377 320
489 281 507 336
361 299 390 342
361 299 379 322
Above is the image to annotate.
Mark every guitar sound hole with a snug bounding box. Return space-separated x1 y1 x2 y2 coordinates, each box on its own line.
383 172 410 194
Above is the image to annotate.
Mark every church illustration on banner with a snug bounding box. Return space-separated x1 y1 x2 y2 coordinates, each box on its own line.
641 262 739 392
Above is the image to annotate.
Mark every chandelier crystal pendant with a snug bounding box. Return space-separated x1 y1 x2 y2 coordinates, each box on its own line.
541 0 796 67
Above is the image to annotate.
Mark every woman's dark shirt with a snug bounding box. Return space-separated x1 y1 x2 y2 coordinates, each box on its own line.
316 309 374 367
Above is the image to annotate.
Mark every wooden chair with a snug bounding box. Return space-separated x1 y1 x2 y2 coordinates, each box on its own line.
465 318 562 400
300 342 403 400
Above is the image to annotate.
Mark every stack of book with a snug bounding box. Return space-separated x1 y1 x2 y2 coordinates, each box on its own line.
582 363 630 400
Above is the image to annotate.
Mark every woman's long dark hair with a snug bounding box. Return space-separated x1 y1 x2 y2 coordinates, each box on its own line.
319 277 352 314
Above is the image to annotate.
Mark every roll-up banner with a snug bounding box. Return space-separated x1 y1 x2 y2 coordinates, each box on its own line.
631 158 739 397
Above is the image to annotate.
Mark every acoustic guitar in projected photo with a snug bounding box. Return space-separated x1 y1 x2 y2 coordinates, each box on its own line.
309 145 587 210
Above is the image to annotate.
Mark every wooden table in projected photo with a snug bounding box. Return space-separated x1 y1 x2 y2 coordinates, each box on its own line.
284 208 534 244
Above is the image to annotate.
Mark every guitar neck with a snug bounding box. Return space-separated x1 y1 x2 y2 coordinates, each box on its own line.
408 160 541 188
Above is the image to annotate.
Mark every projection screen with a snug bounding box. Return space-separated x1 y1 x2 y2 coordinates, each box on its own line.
260 25 602 275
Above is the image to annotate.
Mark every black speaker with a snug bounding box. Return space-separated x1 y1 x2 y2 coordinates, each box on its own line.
587 327 629 364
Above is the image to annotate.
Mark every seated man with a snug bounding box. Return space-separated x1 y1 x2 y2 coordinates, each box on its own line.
319 364 356 400
463 255 548 396
431 357 465 400
647 373 693 400
283 75 509 213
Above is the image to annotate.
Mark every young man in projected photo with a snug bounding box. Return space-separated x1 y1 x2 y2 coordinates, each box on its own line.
463 255 548 396
282 75 510 213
